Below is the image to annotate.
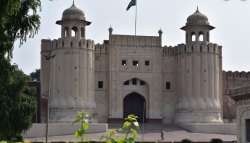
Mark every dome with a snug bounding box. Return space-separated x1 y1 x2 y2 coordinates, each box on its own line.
186 8 209 26
62 3 85 21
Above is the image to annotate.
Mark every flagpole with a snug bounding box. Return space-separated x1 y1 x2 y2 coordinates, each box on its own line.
135 0 137 36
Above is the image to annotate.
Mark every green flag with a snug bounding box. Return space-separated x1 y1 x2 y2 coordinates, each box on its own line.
126 0 136 11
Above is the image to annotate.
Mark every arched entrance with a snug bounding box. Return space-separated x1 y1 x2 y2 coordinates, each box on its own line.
123 92 146 122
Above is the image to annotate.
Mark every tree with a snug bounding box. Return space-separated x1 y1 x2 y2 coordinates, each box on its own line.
0 0 41 141
30 69 40 81
0 65 37 141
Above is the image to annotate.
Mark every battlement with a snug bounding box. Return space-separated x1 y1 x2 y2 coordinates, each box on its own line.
223 71 250 80
162 43 222 57
41 39 52 52
41 38 95 52
95 43 107 55
162 46 175 56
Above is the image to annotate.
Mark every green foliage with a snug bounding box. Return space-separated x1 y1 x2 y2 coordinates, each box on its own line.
73 111 90 142
0 0 41 59
100 129 117 143
0 0 40 141
30 69 40 81
120 114 139 143
101 114 140 143
0 65 37 141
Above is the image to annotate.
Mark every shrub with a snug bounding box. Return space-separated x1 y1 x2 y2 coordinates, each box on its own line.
101 114 140 143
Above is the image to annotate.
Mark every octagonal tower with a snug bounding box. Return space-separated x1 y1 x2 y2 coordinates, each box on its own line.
41 2 96 122
174 8 223 123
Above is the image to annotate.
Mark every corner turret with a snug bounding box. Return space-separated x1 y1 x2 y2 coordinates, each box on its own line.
181 7 214 44
56 2 91 39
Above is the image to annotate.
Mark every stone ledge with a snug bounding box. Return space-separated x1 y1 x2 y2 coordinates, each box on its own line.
179 123 236 135
22 123 108 138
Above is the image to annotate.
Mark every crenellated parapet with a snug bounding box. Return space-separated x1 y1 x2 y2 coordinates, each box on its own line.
176 43 221 55
162 46 175 56
43 38 95 51
223 71 250 80
95 42 107 55
41 39 53 52
162 43 222 57
223 70 250 97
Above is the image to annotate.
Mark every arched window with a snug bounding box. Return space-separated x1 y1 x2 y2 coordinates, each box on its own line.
71 27 78 37
198 32 204 41
191 32 196 42
124 80 129 85
132 78 137 85
123 78 147 86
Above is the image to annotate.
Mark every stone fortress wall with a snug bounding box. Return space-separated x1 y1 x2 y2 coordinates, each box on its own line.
93 37 250 124
94 43 108 122
163 43 222 57
40 2 249 125
173 43 223 123
223 71 250 121
41 38 96 122
94 32 165 123
93 27 225 123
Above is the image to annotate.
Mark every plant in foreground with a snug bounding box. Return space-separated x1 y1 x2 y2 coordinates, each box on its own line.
101 114 140 143
73 111 90 142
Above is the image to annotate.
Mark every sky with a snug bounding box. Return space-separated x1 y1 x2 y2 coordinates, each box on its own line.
12 0 250 74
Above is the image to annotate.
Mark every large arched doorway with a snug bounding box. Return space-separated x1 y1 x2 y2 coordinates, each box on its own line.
123 92 146 122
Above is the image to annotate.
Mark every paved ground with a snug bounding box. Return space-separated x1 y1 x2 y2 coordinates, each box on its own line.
25 124 237 142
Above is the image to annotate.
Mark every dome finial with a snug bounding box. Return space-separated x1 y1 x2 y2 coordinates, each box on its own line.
196 5 199 12
72 0 75 6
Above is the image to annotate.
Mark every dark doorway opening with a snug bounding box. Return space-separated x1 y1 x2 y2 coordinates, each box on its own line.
246 119 250 142
123 92 146 122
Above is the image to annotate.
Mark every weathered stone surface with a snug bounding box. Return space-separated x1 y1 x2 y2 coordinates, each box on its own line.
40 3 249 126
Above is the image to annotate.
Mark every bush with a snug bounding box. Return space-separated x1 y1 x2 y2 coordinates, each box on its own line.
100 114 140 143
73 111 90 142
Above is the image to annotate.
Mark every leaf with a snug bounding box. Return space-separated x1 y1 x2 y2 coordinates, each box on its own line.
128 137 135 143
117 138 125 143
74 130 80 138
122 121 131 129
82 122 89 130
131 129 137 139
